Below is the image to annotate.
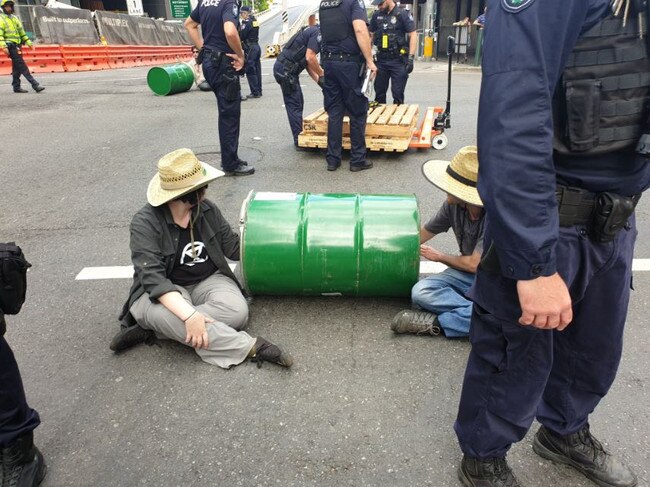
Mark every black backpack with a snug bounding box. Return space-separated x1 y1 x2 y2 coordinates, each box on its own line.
0 242 31 315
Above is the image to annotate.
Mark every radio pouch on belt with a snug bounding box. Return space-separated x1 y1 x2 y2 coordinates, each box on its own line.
0 242 31 315
589 192 639 243
221 68 240 102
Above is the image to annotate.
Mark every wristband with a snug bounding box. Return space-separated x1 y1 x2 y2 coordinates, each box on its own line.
183 310 197 322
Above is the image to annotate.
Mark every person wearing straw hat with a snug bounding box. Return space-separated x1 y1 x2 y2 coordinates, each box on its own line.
391 146 484 339
109 149 292 369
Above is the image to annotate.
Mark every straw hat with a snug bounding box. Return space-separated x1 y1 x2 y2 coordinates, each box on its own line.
147 148 224 207
421 146 483 207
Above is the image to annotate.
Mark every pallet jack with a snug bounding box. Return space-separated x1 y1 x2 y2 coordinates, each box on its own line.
409 36 455 150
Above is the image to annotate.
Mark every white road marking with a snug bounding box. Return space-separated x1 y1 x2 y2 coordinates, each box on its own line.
75 259 650 281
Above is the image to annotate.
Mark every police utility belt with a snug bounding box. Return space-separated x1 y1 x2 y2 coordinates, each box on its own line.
321 51 363 62
556 185 640 243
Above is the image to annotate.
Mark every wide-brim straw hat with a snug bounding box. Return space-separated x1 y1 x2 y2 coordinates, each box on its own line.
421 146 483 207
147 148 224 207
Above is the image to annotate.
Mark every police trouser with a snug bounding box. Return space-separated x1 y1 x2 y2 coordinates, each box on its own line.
454 216 637 458
273 60 303 145
374 57 408 105
7 43 37 91
244 43 262 96
0 329 41 447
202 52 242 171
322 59 368 167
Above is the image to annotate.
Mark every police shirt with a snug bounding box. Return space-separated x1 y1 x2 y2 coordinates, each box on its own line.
369 6 415 50
190 0 240 53
240 14 260 44
477 0 650 281
321 0 368 55
303 25 322 55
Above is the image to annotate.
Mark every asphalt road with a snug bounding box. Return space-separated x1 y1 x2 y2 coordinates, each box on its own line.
1 61 648 487
259 5 308 50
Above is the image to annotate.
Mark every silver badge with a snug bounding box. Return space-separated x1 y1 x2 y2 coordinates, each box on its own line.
390 16 397 24
232 4 238 16
501 0 536 13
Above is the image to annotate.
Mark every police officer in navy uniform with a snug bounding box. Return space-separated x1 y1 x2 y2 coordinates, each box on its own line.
319 0 377 172
185 0 255 176
453 0 649 486
273 22 324 148
369 0 416 105
240 6 262 98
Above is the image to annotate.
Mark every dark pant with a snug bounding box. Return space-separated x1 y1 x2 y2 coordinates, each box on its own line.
0 333 40 447
202 54 241 171
7 44 37 91
454 217 637 458
374 57 408 104
245 43 262 96
273 61 304 145
322 59 368 167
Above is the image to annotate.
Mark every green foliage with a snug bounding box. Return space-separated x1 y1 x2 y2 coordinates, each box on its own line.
241 0 269 13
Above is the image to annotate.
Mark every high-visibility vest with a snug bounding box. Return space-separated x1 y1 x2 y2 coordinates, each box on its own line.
0 13 31 49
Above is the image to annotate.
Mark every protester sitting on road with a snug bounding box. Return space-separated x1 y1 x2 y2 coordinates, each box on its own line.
391 146 484 339
191 46 211 91
109 149 293 369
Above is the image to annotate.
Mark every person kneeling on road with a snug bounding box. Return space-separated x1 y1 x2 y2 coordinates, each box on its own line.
109 149 292 369
391 146 484 339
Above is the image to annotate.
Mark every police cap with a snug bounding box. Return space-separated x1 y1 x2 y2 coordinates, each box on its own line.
240 6 251 12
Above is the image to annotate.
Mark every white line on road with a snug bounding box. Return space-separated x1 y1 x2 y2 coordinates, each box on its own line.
75 259 650 281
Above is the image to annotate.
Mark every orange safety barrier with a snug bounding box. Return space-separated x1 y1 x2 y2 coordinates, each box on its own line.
0 45 65 75
59 45 110 72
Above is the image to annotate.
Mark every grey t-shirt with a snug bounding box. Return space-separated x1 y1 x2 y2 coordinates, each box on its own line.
424 202 485 256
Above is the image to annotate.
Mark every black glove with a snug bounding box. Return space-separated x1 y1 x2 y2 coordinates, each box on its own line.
406 55 414 74
196 47 205 66
317 76 324 89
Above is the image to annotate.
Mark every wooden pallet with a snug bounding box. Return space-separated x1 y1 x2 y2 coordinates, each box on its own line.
298 104 420 152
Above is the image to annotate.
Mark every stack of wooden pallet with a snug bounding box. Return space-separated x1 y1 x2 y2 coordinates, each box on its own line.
298 104 420 152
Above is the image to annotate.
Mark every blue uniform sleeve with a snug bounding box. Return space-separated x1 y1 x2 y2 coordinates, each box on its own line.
223 0 239 25
350 0 368 22
190 5 200 23
477 0 606 280
401 9 415 33
306 29 321 53
369 11 378 32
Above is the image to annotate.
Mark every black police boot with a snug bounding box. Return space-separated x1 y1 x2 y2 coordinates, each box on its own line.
32 85 44 93
1 432 47 487
14 88 28 93
109 324 155 352
458 456 521 487
223 163 255 176
249 336 293 368
533 425 637 487
349 161 373 172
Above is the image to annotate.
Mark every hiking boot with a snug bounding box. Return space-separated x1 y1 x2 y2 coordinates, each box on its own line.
32 85 44 93
109 324 155 352
13 88 28 93
458 456 521 487
249 337 293 368
533 425 637 487
391 310 441 336
1 432 47 487
349 161 373 172
223 163 255 176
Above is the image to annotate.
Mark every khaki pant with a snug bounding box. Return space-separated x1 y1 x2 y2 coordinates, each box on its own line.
130 273 256 369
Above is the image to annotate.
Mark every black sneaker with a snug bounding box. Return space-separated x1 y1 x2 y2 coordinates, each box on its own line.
250 337 293 368
14 88 28 93
223 164 255 176
32 85 45 93
533 425 637 487
1 433 47 487
458 456 521 487
350 161 373 172
109 324 155 352
391 310 441 336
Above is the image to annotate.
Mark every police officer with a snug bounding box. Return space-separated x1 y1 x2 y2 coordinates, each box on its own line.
454 1 649 486
273 22 324 148
240 6 262 98
185 0 255 176
0 0 44 94
369 0 415 105
319 0 377 172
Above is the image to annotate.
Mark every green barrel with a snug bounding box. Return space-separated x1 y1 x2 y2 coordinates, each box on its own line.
240 192 420 297
147 63 194 96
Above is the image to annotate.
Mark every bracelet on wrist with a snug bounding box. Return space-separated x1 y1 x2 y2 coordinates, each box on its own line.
183 310 197 322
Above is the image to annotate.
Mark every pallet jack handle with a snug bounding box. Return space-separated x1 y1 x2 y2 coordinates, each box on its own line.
443 36 454 128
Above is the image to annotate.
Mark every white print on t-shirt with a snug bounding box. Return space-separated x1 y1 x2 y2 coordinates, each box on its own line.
180 241 209 266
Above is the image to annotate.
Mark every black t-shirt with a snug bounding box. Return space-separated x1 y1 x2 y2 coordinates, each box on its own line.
170 226 218 286
190 0 240 53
